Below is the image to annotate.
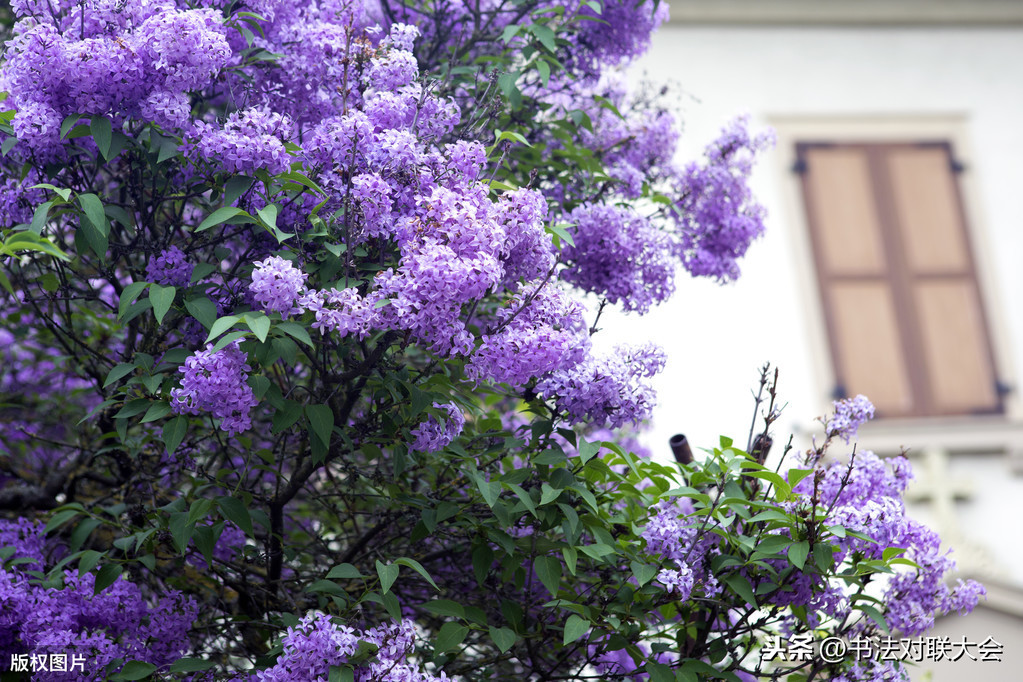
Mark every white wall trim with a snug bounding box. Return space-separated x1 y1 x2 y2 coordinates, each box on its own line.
666 0 1023 26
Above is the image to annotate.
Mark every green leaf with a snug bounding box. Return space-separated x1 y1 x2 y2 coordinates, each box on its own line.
196 206 245 232
272 400 304 434
60 114 83 140
184 297 217 329
855 603 890 634
434 622 469 653
212 330 249 353
149 284 176 324
396 557 439 590
578 544 614 561
168 659 216 673
472 544 493 586
306 404 334 447
168 511 193 554
103 363 135 388
630 560 658 587
327 564 366 580
94 563 121 594
193 524 216 568
539 483 561 506
224 176 255 207
69 518 102 553
91 116 113 160
206 315 240 343
508 483 537 518
45 507 83 534
28 200 52 234
376 560 399 594
529 23 557 52
562 546 578 575
162 416 188 455
786 468 814 489
78 193 109 236
218 496 254 537
563 614 589 646
140 402 172 423
119 282 150 320
78 549 103 576
725 573 757 607
536 59 551 86
500 24 520 43
646 662 674 682
154 132 181 164
276 321 313 347
110 661 156 681
472 472 500 508
423 600 464 619
256 203 279 229
533 555 561 597
489 626 516 653
788 541 810 570
244 313 271 343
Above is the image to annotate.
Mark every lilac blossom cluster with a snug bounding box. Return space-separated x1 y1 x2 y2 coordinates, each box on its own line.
146 246 193 288
409 402 466 454
170 341 259 435
641 498 720 603
827 394 876 443
789 451 985 632
183 107 294 176
0 520 197 680
1 4 231 157
537 342 667 428
466 284 589 389
0 0 792 676
300 287 380 339
250 256 307 318
562 204 675 313
254 612 449 682
673 115 776 282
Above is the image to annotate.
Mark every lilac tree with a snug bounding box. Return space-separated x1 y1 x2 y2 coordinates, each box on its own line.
0 1 982 680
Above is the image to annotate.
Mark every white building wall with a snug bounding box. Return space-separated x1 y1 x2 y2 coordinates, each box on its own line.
611 21 1023 597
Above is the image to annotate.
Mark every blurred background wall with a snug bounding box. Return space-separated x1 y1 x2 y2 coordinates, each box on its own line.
610 1 1023 678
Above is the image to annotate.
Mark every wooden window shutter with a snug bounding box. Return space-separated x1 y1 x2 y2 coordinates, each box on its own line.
798 142 1002 418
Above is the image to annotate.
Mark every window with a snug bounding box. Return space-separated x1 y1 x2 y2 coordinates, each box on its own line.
796 141 1003 418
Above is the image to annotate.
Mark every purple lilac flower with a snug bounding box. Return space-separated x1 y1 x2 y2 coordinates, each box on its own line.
299 287 379 338
135 9 231 92
409 402 465 453
787 451 984 632
351 173 394 239
185 108 293 176
562 204 674 313
574 1 670 75
250 255 307 317
170 341 259 435
656 563 695 600
833 661 909 682
494 189 556 288
674 115 775 281
146 246 193 288
828 394 876 442
255 611 359 681
466 284 589 388
256 612 450 682
0 520 197 674
537 342 666 428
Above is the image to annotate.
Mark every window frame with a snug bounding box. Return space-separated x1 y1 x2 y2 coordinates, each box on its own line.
768 116 1020 430
796 140 1003 418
